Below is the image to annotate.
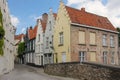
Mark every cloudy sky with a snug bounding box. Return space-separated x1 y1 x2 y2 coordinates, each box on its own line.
8 0 120 34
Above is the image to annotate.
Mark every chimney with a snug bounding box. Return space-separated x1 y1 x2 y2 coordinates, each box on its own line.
81 7 85 12
30 26 32 29
42 13 48 23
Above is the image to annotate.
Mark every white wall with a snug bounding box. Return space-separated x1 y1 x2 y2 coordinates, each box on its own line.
0 0 15 75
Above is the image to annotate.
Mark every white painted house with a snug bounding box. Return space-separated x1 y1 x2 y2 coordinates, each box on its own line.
0 0 15 75
35 13 48 66
44 9 57 64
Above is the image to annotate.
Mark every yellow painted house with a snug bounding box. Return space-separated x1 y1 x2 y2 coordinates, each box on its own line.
53 1 118 65
53 1 71 63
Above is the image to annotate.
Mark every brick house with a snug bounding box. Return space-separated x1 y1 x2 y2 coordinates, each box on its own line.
53 1 119 65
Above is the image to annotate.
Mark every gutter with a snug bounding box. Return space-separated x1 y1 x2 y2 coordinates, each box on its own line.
71 23 119 34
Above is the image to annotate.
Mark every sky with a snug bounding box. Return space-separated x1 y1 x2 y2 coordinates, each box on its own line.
8 0 120 35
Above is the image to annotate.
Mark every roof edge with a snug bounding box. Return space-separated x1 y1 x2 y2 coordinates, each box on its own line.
71 23 118 34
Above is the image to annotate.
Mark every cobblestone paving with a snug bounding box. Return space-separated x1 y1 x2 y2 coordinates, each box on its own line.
0 64 78 80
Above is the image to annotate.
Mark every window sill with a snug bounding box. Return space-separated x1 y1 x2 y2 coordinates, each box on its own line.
102 45 108 47
78 44 86 46
89 44 97 46
58 44 63 46
110 46 115 48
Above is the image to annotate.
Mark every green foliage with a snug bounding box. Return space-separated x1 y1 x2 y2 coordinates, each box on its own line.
117 27 120 32
0 26 5 38
0 9 5 55
0 39 4 55
18 42 25 56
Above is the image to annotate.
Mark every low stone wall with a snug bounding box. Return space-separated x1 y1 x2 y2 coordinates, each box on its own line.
44 62 120 80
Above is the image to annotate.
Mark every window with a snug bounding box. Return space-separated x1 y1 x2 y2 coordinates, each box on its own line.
79 51 86 62
62 52 66 62
33 40 35 50
38 34 40 42
27 42 29 51
59 32 64 45
49 21 51 30
102 34 107 46
111 52 115 64
110 36 114 47
46 37 49 49
103 51 107 64
30 41 31 51
79 31 85 44
52 35 53 46
4 9 6 13
90 32 96 45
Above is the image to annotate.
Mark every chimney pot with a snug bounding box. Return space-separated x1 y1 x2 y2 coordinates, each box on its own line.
30 26 32 29
81 7 85 12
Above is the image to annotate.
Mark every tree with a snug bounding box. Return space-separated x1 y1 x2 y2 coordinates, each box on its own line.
18 42 25 56
0 9 5 55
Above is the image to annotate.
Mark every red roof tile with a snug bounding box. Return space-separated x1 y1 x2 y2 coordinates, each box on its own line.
15 34 24 40
40 19 47 33
53 13 57 20
65 6 116 31
28 26 38 40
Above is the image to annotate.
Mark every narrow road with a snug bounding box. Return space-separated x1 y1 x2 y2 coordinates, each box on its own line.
0 64 78 80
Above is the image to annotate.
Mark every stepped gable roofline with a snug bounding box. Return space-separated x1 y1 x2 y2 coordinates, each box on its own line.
65 6 116 31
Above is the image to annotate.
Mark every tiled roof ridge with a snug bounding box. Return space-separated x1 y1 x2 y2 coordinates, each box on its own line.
65 5 107 19
65 5 116 31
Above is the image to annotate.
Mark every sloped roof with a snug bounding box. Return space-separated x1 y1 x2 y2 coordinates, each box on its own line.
65 6 116 31
40 19 47 33
28 26 38 40
15 34 24 40
53 13 57 19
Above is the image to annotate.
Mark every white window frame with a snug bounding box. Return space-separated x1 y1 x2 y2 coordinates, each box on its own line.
103 51 107 64
110 36 114 47
33 40 34 50
62 52 66 62
111 52 115 64
79 51 86 62
46 37 49 49
59 32 63 45
30 41 31 51
102 34 107 46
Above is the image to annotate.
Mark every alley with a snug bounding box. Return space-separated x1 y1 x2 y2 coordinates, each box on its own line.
0 64 78 80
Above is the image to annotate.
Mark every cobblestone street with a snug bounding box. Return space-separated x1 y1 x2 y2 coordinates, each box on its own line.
0 64 78 80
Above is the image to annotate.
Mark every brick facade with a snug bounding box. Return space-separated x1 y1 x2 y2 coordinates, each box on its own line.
70 25 118 65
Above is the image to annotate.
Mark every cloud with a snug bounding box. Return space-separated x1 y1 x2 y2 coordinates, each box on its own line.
66 0 120 27
10 15 20 27
21 28 26 33
29 15 42 21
